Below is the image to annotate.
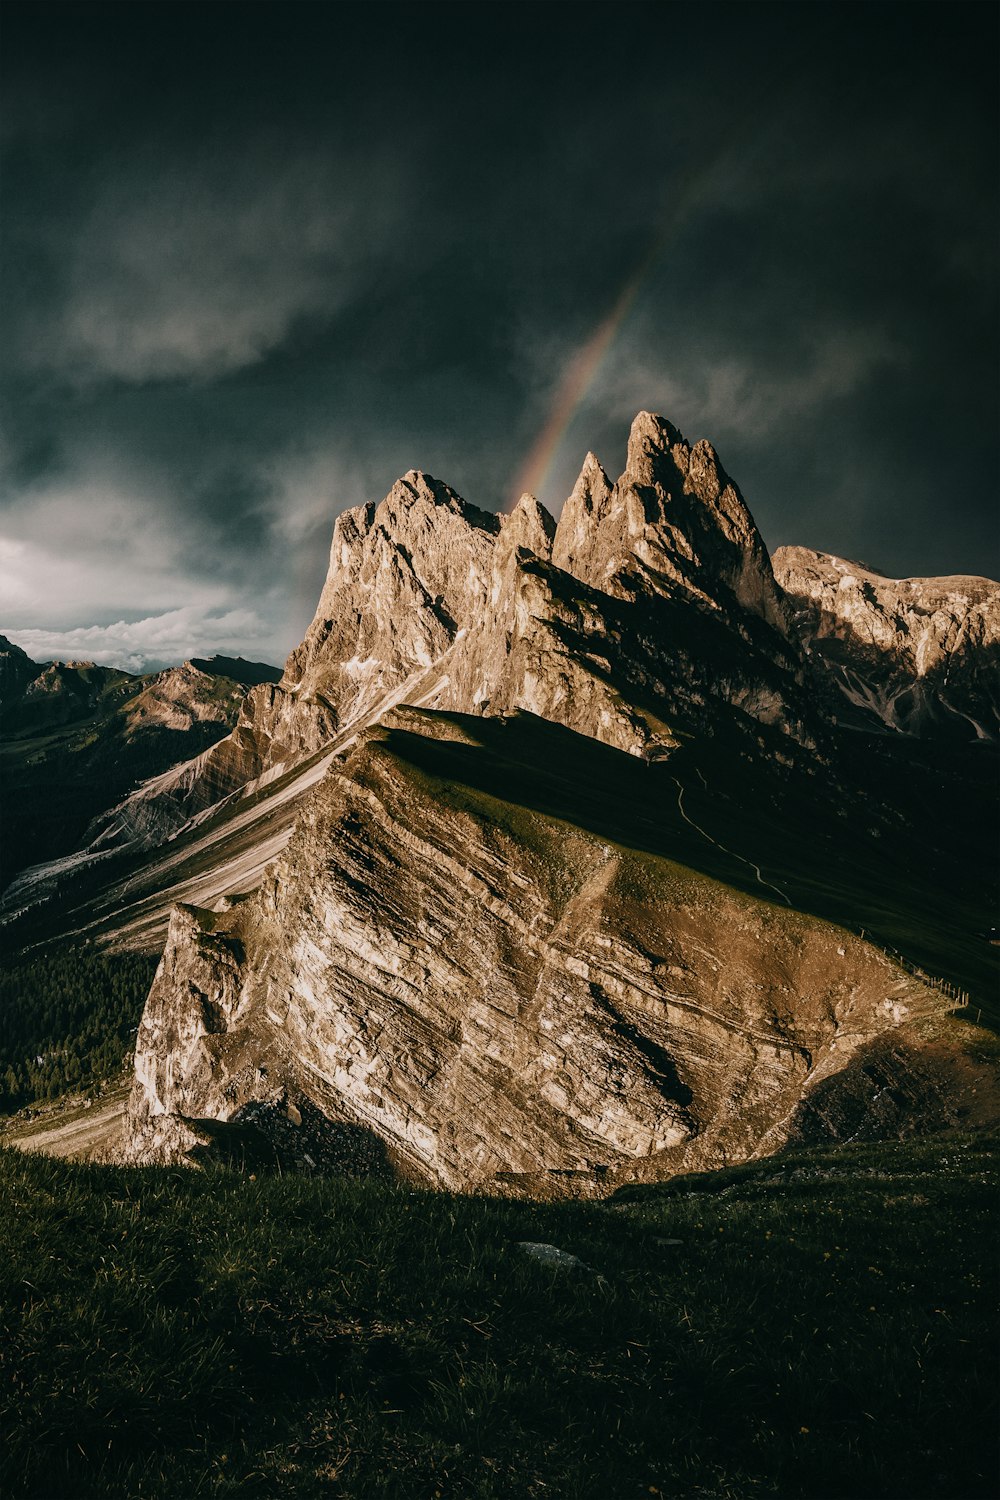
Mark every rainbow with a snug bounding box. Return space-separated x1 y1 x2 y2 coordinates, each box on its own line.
508 252 654 505
508 61 795 510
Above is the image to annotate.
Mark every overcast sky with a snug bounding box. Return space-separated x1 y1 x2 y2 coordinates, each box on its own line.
1 1 996 671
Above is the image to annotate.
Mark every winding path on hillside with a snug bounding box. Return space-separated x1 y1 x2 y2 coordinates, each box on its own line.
670 775 792 907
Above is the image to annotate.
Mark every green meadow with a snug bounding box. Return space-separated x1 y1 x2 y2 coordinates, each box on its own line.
3 1132 995 1499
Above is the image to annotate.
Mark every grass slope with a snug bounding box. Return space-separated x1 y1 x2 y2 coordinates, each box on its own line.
379 711 1000 1014
2 1134 996 1499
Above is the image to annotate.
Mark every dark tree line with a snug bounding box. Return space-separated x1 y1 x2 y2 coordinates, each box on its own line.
0 947 157 1110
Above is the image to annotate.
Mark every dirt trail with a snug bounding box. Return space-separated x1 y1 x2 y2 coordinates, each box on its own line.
670 775 791 906
4 1095 127 1161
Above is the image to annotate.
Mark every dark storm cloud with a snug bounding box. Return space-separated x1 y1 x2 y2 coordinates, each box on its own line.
1 1 996 668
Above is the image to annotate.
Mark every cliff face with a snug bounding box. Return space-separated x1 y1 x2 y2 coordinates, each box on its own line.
97 414 818 865
267 414 809 759
44 409 1000 1184
124 708 944 1189
554 413 791 634
774 547 1000 740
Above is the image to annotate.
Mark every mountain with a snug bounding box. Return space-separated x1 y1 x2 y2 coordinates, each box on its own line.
69 410 995 1188
0 634 46 705
0 647 281 890
773 548 1000 739
124 707 956 1186
187 656 289 688
29 416 819 889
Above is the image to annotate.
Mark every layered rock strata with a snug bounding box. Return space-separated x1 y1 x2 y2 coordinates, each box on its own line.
125 709 946 1187
14 406 987 1188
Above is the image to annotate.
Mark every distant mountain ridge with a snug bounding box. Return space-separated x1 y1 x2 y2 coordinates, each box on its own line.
0 644 280 888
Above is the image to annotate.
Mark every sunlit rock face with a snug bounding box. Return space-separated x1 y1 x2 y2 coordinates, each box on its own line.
77 472 503 854
774 547 1000 740
256 412 815 761
554 412 791 634
114 411 997 1188
93 414 821 858
438 414 814 759
123 709 943 1189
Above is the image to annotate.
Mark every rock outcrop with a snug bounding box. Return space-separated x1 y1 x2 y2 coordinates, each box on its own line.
124 708 948 1188
16 408 997 1191
96 415 820 867
271 414 807 757
555 413 791 634
774 547 1000 740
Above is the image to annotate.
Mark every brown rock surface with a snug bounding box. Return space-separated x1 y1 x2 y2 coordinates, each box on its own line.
556 413 791 635
13 410 996 1193
774 546 1000 739
124 708 952 1187
88 415 819 866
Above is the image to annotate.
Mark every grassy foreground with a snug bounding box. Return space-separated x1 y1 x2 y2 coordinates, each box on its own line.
2 1134 996 1500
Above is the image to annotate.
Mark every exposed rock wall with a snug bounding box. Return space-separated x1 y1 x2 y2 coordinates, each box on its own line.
124 709 944 1188
89 415 822 858
774 547 1000 739
555 413 792 636
116 410 998 1190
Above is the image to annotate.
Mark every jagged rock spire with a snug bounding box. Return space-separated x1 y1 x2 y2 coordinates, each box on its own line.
501 493 556 562
623 411 688 487
549 410 790 634
552 450 614 578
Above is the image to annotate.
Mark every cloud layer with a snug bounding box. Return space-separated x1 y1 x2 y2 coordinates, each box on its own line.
2 2 995 669
5 606 273 674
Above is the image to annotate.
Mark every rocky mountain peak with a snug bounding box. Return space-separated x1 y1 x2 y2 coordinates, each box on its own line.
265 467 506 765
549 411 789 635
774 546 1000 738
312 471 501 638
378 470 501 537
72 410 814 861
573 449 614 500
623 409 689 487
120 662 250 736
501 493 556 562
552 452 614 576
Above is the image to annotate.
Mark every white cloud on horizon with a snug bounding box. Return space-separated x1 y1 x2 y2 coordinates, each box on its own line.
1 473 214 626
0 443 345 674
1 604 276 673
